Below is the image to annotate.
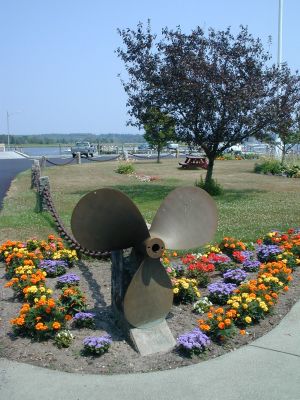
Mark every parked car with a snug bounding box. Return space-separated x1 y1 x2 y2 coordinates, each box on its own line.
167 142 179 150
138 143 151 151
71 142 96 158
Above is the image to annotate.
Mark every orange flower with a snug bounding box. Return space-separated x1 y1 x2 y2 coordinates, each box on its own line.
283 286 289 292
218 322 225 330
64 314 72 321
52 322 61 330
224 318 231 326
239 329 246 335
199 324 210 331
35 322 48 331
47 299 55 308
215 307 224 314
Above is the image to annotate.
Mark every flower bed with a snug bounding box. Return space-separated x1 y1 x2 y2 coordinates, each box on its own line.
0 229 300 371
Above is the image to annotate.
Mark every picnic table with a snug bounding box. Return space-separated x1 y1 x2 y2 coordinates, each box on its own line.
179 155 208 170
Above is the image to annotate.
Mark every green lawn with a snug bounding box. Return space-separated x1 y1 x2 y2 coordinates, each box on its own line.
0 158 299 246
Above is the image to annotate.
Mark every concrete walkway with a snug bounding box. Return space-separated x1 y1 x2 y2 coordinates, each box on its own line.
1 300 299 400
0 151 29 159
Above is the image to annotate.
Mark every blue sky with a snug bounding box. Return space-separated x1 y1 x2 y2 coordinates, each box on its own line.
1 0 299 135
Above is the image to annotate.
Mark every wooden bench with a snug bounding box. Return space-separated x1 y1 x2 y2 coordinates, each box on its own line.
179 155 208 170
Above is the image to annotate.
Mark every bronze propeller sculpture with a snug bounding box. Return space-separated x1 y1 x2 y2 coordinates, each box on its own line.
71 187 217 329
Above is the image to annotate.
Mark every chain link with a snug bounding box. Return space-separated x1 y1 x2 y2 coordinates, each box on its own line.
85 155 120 162
45 157 77 166
40 185 110 259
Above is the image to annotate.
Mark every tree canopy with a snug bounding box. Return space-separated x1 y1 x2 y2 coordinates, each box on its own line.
117 22 278 182
142 108 176 162
264 64 300 164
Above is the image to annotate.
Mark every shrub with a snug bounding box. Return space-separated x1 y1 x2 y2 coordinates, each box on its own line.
223 269 248 284
83 335 112 356
256 244 283 262
177 328 210 356
57 273 80 288
58 286 87 315
54 330 74 348
39 259 68 277
115 163 135 174
207 281 237 305
193 297 213 314
254 159 284 175
198 307 237 342
10 299 66 340
195 176 223 196
172 278 201 304
73 312 95 329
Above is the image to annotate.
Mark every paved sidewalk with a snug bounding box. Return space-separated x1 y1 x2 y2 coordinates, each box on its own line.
1 301 300 400
0 151 29 159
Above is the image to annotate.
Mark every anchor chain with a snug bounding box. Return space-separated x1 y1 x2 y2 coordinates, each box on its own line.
40 186 110 260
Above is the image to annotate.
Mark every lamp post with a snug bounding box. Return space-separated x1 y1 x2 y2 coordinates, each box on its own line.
278 0 283 68
6 111 20 150
275 0 284 160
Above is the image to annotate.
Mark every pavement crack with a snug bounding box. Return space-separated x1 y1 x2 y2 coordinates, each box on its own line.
249 344 300 358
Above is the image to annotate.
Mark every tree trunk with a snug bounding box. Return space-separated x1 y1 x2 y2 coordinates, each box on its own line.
205 157 215 185
157 146 161 163
281 143 286 165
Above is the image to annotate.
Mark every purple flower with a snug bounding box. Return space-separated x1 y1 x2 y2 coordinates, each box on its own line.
208 281 237 305
57 273 80 286
39 259 68 277
74 312 95 320
223 269 247 284
242 260 261 272
256 244 282 262
177 328 210 355
83 335 112 355
240 251 255 261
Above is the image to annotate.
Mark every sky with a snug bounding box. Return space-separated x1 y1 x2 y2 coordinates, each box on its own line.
1 0 300 135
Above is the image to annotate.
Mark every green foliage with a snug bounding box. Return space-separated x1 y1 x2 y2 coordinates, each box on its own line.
115 163 135 174
254 159 300 177
254 159 284 175
195 176 223 196
54 330 74 348
143 108 176 162
186 269 211 287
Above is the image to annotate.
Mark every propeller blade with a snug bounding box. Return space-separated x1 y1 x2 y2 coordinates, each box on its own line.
124 257 173 328
150 187 217 250
71 188 150 252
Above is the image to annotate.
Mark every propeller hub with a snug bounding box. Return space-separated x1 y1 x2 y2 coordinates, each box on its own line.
143 237 165 259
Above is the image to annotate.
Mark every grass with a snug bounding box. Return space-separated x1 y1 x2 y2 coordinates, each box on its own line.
0 158 299 246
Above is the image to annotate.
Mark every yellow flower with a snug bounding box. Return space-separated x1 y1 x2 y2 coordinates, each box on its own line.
242 304 248 309
182 283 189 289
232 302 240 309
28 285 38 293
173 288 179 294
245 316 252 324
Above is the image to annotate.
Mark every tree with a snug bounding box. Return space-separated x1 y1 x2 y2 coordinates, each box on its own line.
142 108 175 163
117 22 277 184
264 64 300 165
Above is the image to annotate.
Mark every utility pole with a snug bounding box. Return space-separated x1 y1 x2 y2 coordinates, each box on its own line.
275 0 284 160
278 0 283 68
6 111 10 149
